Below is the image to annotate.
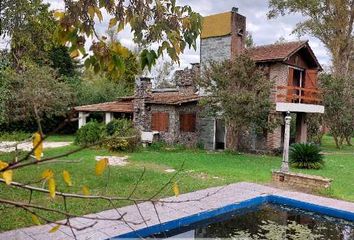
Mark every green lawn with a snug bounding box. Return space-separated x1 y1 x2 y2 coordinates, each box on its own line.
0 135 352 232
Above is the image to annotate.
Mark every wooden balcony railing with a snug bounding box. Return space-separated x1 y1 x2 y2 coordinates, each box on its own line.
276 86 322 104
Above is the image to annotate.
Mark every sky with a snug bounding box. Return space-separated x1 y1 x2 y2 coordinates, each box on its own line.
1 0 331 71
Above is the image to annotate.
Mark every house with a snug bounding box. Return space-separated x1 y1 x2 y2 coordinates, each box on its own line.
74 7 324 152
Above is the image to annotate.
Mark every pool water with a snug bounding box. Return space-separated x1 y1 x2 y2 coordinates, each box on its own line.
151 204 354 239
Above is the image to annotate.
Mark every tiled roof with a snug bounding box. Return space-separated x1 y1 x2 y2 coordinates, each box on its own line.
74 100 133 113
146 92 201 105
247 41 308 62
201 12 232 39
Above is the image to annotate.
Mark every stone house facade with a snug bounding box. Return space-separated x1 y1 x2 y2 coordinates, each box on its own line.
75 7 324 152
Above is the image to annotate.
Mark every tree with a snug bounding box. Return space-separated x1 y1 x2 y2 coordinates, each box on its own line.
268 0 354 77
0 0 58 69
52 0 202 75
245 31 255 48
0 64 73 133
198 54 276 151
320 73 354 148
154 60 176 88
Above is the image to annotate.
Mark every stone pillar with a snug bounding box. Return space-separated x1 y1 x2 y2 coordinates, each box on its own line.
281 114 292 173
105 112 114 124
78 112 87 129
296 113 307 143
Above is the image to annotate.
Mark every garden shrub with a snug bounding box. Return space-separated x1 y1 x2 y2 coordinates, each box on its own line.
0 131 32 141
289 143 324 169
148 141 167 151
103 119 139 152
74 121 105 146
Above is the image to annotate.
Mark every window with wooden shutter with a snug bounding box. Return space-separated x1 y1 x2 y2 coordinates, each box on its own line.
151 112 169 132
180 113 196 132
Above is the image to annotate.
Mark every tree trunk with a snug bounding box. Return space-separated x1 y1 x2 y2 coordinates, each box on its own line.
226 123 242 152
345 136 353 146
333 135 341 149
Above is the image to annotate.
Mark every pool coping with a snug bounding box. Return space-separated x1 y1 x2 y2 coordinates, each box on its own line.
3 182 354 240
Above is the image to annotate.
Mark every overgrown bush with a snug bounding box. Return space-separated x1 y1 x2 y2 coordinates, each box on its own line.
74 121 105 146
103 119 139 152
0 131 32 141
289 143 324 169
148 141 167 151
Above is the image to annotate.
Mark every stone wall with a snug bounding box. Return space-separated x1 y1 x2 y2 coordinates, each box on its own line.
198 117 215 150
174 63 199 94
133 77 152 131
143 103 199 146
272 170 332 191
200 36 232 66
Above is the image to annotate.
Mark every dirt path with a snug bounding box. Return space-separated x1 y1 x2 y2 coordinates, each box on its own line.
0 141 72 152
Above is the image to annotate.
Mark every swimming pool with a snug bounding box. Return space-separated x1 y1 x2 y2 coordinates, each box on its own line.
114 195 354 239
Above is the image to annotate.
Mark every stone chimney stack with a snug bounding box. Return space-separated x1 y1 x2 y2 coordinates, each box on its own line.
133 77 152 130
174 63 200 94
200 7 246 66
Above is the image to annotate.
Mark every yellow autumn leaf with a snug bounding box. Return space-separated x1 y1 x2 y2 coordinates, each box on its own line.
0 160 8 170
53 11 65 20
42 169 54 180
95 7 103 22
70 49 80 58
31 214 41 225
82 185 90 196
95 158 108 176
2 170 13 185
49 225 60 233
48 178 56 199
62 170 72 187
87 6 95 19
33 132 43 161
109 18 117 28
173 182 180 197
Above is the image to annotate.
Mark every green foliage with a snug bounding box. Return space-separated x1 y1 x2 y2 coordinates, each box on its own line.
289 143 324 169
49 46 77 77
198 54 276 151
268 0 353 76
306 114 325 145
1 0 58 68
148 141 168 151
320 74 353 148
53 0 202 74
70 70 132 106
0 64 73 124
74 121 105 146
0 131 32 141
103 119 139 152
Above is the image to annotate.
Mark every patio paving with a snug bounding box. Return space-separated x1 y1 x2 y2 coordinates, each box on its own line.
2 182 354 239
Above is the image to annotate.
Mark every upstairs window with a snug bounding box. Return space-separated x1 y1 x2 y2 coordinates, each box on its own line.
151 112 169 132
180 113 196 132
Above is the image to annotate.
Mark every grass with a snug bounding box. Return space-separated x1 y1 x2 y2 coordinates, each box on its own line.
0 135 352 232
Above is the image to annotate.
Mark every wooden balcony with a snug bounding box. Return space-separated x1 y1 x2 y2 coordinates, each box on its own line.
276 86 322 104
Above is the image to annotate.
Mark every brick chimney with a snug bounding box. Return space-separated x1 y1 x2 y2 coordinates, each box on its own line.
200 7 246 65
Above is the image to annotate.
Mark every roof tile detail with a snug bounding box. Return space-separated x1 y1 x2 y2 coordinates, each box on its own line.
146 92 201 105
74 101 133 113
247 41 308 62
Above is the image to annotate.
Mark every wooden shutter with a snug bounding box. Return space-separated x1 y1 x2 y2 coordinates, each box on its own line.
286 68 295 102
180 113 196 132
303 69 318 103
151 112 169 132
